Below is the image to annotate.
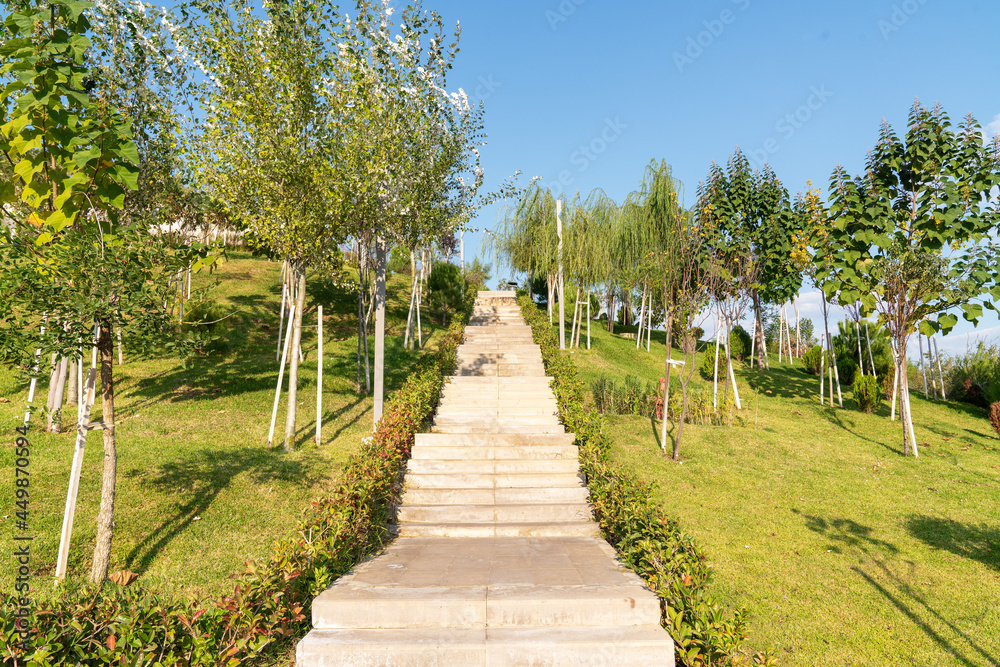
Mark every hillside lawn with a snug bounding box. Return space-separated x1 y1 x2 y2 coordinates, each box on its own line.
550 304 999 666
0 252 448 600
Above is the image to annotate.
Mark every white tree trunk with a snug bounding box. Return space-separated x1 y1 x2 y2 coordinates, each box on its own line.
866 323 878 380
793 297 800 357
373 235 388 427
933 336 946 400
712 315 721 408
277 280 288 361
316 305 323 444
636 283 647 350
269 304 295 446
55 369 97 580
282 265 307 451
557 200 565 350
778 305 784 363
587 289 591 349
918 334 929 399
830 332 843 407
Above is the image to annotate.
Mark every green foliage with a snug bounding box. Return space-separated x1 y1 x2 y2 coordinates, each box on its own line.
1 283 479 665
518 295 754 665
590 374 658 417
427 262 465 325
946 342 1000 407
801 345 823 375
729 325 751 362
181 300 234 355
464 257 491 286
666 386 739 427
852 374 881 413
833 319 893 386
388 245 411 274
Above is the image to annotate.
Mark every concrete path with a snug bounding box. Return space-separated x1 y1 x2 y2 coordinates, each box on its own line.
296 291 674 665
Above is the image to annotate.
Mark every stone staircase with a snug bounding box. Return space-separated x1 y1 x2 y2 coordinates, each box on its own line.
296 291 675 665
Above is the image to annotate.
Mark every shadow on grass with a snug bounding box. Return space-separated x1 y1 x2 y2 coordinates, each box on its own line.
121 446 326 575
906 516 1000 571
798 510 998 665
744 366 820 401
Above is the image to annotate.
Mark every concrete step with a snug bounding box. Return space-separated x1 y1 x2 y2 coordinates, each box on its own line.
297 626 673 666
410 445 575 461
407 459 578 475
431 424 566 434
398 503 592 524
398 521 600 538
402 486 589 505
311 583 655 630
404 472 584 489
413 433 575 447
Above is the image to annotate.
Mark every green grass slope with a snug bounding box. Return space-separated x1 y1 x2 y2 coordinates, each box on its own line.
0 253 446 599
551 305 999 666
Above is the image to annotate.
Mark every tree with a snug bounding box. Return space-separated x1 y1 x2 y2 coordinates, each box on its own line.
179 0 349 450
822 101 1000 457
0 0 215 584
699 149 798 370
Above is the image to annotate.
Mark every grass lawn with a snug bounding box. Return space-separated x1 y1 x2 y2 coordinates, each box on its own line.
0 252 447 600
550 304 1000 666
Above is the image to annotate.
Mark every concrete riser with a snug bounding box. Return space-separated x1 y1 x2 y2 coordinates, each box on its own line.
397 522 600 538
413 434 574 447
398 503 593 524
402 487 589 505
410 445 577 460
404 473 584 489
408 460 578 474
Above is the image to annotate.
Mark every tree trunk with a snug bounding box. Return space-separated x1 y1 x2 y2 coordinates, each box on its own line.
866 323 878 381
278 279 288 361
778 305 784 363
547 275 554 323
282 264 306 452
830 332 843 407
674 337 698 461
587 289 591 349
933 336 946 400
660 308 673 454
793 297 800 357
372 234 388 427
404 264 417 350
315 305 323 444
918 334 929 399
50 356 68 433
856 318 865 376
898 348 919 457
712 314 721 408
636 283 647 350
90 322 117 585
356 281 364 395
752 292 768 370
66 358 78 408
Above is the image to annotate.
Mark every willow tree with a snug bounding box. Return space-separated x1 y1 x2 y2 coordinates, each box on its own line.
488 183 559 315
822 102 1000 457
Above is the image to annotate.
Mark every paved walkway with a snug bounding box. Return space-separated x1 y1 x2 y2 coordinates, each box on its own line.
296 291 674 665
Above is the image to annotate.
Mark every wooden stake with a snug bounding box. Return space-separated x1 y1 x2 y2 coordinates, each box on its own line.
587 289 591 350
865 322 877 381
55 369 97 580
277 280 287 361
316 305 323 444
268 304 295 447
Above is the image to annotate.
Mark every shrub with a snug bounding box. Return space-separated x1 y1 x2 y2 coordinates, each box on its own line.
947 342 1000 407
853 374 881 413
838 358 858 386
666 385 739 427
990 402 1000 438
427 262 465 325
729 325 751 361
802 345 823 375
181 299 234 354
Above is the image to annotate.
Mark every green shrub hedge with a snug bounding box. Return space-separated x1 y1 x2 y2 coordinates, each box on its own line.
517 294 764 666
1 284 480 666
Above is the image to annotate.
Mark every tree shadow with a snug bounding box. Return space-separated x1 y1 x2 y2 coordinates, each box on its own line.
905 516 1000 571
744 366 821 401
121 446 325 574
795 510 998 665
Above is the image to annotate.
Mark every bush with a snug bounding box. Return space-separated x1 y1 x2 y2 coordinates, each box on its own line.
729 325 751 361
700 344 728 380
387 245 411 274
666 385 739 427
990 402 1000 438
590 374 658 417
853 374 881 413
181 299 234 354
947 342 1000 407
802 345 823 375
427 262 465 325
838 358 858 386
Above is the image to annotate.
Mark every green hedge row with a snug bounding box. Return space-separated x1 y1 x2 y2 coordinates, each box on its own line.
1 284 480 666
517 295 772 667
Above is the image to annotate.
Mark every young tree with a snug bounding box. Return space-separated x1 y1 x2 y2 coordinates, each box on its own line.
822 102 1000 456
0 0 215 584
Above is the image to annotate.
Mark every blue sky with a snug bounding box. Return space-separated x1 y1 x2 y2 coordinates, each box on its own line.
425 0 1000 354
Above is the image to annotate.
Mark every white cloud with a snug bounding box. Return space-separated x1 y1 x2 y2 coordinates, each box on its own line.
982 113 1000 141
